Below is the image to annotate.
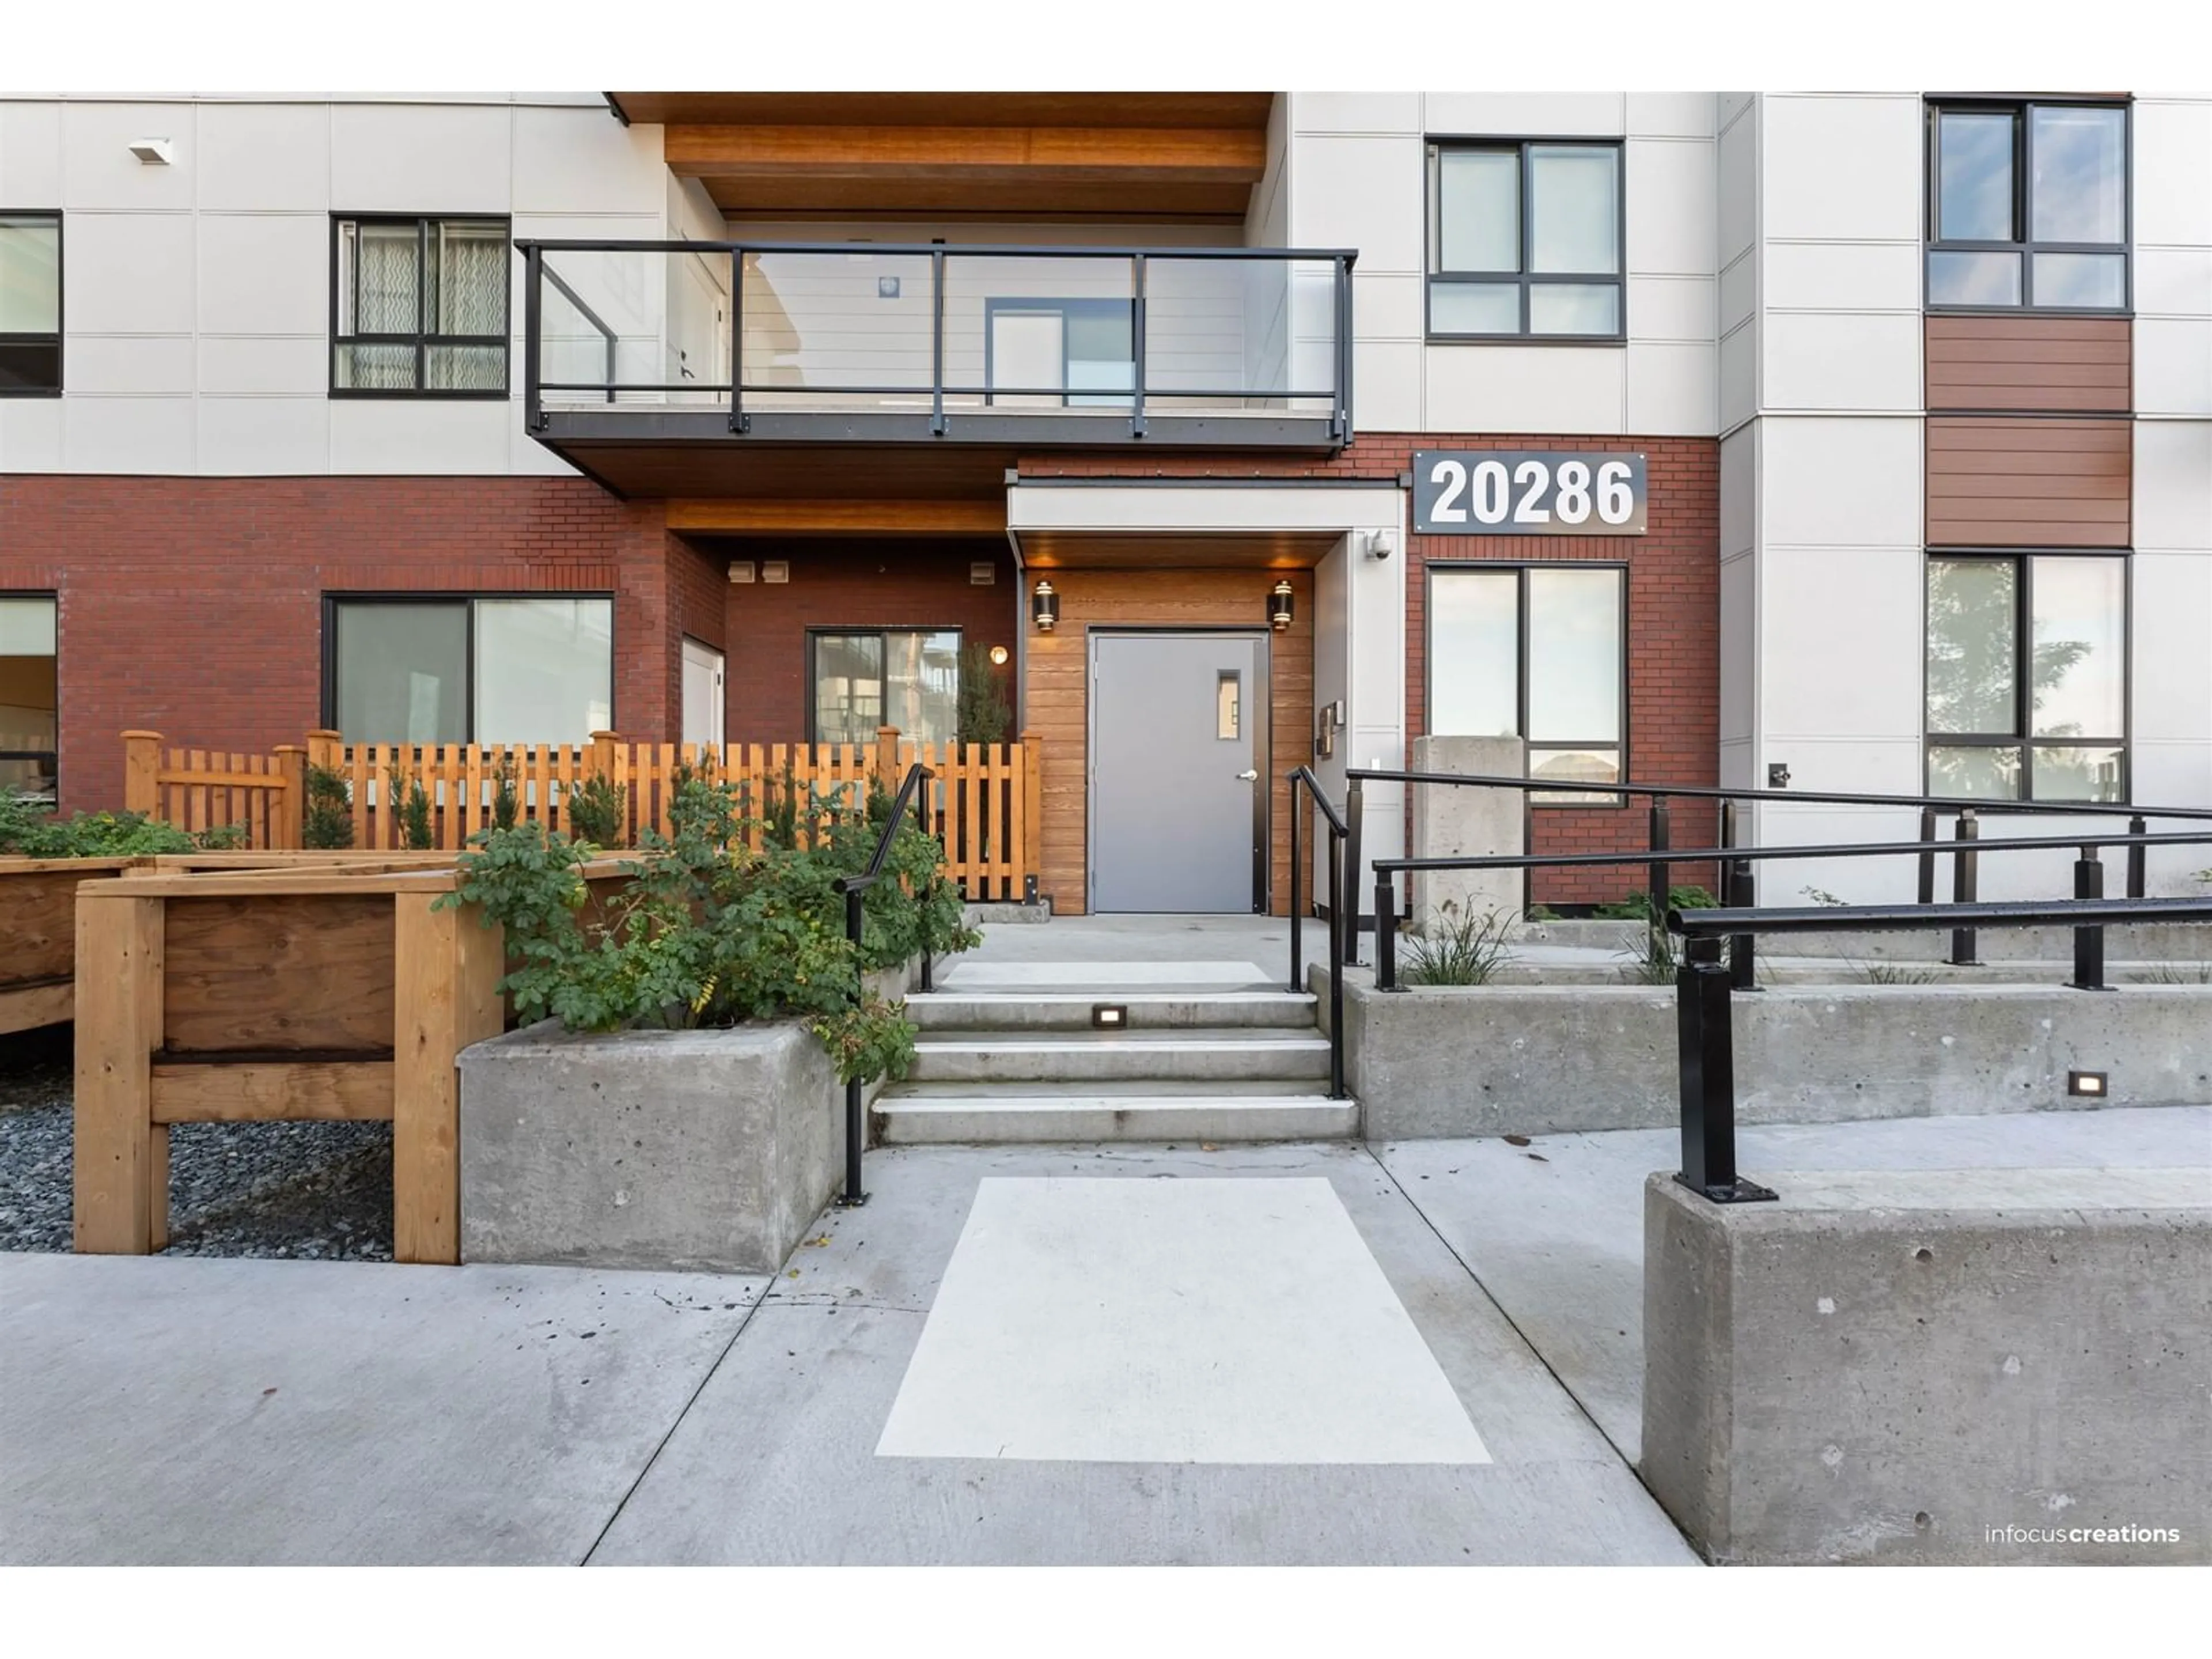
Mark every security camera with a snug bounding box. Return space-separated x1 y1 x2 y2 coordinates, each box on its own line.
1365 529 1395 560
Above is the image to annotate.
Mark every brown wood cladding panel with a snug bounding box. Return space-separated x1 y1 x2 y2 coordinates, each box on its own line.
160 895 396 1054
1025 569 1313 917
1925 316 2132 414
1926 418 2131 547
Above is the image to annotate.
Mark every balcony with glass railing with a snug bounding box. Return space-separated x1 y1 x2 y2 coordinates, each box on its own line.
519 240 1356 460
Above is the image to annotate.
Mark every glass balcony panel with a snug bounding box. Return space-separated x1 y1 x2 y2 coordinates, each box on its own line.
1142 257 1339 412
938 255 1136 410
741 250 935 406
538 247 732 408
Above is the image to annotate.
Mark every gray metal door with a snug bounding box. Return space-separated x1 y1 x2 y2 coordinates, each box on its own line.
1090 631 1267 913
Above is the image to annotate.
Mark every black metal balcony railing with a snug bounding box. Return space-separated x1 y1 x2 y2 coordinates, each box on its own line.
517 239 1358 448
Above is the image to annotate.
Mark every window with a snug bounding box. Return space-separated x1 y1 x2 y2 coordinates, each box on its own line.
1427 142 1623 339
985 299 1134 407
0 213 62 395
1927 101 2128 310
1925 553 2127 801
327 597 612 743
331 216 510 395
808 630 961 746
0 596 58 800
1428 565 1626 800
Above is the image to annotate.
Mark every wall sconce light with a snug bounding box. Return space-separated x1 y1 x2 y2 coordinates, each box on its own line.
1031 579 1059 632
988 644 1010 666
1268 579 1295 631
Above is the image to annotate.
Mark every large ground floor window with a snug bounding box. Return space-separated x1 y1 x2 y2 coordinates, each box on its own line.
1427 563 1626 800
1925 551 2127 802
327 595 613 744
0 594 58 800
808 628 961 747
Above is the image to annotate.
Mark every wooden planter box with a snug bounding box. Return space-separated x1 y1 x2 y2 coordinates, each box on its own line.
67 861 627 1265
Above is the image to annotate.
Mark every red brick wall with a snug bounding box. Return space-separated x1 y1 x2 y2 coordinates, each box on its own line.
1020 433 1722 906
0 475 673 813
718 539 1018 742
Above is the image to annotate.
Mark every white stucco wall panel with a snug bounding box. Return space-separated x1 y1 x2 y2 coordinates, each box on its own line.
198 335 327 399
329 397 512 475
1758 415 1923 548
1292 93 1419 135
196 103 331 213
1628 274 1717 343
1762 310 1921 412
2135 319 2212 418
1289 134 1425 275
513 105 666 216
2135 421 2212 552
64 210 195 334
1758 94 1922 244
60 394 195 473
2132 553 2212 745
0 100 63 203
60 102 196 211
1421 93 1625 138
1628 93 1716 141
198 397 332 475
1762 240 1921 313
64 334 194 396
0 400 63 471
1624 137 1717 277
2133 98 2212 250
329 103 513 215
1423 342 1625 435
195 212 329 337
1624 340 1717 435
1354 339 1422 434
1756 545 1923 741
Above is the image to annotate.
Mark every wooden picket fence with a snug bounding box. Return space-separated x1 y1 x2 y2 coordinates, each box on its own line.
120 726 1043 901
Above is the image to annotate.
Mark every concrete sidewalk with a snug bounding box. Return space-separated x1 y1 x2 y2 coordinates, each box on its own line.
5 1105 2202 1566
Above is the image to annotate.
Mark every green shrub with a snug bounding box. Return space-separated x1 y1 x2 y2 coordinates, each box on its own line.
1615 923 1680 984
441 767 979 1084
1 787 241 857
566 772 627 847
1593 884 1719 921
1399 901 1515 986
490 752 521 832
955 642 1013 747
384 764 435 850
302 764 355 849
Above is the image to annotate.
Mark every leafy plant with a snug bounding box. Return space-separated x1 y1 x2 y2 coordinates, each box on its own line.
1400 901 1516 986
1801 885 1941 985
1615 923 1680 984
1593 884 1719 921
1525 903 1559 922
302 763 355 849
955 642 1013 747
1 788 241 857
490 751 521 832
385 763 435 850
442 766 979 1084
2127 961 2212 984
566 771 627 847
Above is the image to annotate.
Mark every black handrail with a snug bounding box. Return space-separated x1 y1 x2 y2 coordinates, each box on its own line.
517 238 1358 445
1287 766 1348 1101
828 761 934 1207
1660 896 2212 1207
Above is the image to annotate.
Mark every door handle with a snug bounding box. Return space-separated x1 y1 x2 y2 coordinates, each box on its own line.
1236 769 1259 781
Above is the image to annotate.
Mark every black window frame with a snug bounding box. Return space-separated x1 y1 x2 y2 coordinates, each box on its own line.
1922 548 2132 804
0 589 60 801
1424 138 1627 345
804 626 967 747
0 210 63 397
1423 560 1632 806
320 592 617 742
328 214 513 400
1925 97 2132 316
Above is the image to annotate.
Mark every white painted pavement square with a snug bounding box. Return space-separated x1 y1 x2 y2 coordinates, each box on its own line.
876 1177 1493 1465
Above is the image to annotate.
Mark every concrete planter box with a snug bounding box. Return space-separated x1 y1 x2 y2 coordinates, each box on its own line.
1520 916 2212 964
457 964 908 1275
1321 967 2212 1139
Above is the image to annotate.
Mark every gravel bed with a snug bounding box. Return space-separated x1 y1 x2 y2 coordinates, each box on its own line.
0 1027 394 1260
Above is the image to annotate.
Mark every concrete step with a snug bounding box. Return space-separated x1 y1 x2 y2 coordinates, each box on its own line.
904 990 1317 1032
907 1028 1333 1085
874 1090 1359 1145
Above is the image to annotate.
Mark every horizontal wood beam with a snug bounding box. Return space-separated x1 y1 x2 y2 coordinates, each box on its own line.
0 979 73 1036
665 123 1267 184
668 498 1007 537
151 1060 396 1123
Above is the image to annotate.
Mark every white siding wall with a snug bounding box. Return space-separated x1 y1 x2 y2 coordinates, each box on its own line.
2130 94 2212 892
0 94 673 476
1285 92 1720 437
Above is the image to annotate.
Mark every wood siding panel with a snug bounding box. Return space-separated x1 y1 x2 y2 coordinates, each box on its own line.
160 894 396 1054
1926 418 2131 548
1023 568 1313 917
1925 316 2132 414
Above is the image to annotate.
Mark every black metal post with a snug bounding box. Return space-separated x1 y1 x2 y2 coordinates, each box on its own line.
1721 799 1755 990
1342 777 1365 966
913 783 935 993
1675 935 1776 1204
1375 873 1400 991
1327 827 1346 1098
1916 806 1938 906
2071 846 2107 991
521 244 544 432
930 248 946 437
1647 798 1671 922
730 249 747 433
837 884 868 1206
1289 784 1304 993
2127 815 2147 900
1949 808 1980 966
1130 253 1148 440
